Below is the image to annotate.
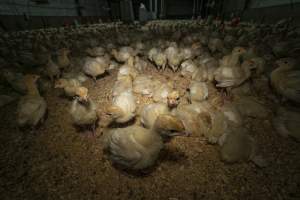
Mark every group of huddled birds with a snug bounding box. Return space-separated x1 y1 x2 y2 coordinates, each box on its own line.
0 18 299 171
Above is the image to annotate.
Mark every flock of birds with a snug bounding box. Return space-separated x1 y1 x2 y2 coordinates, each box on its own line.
0 18 299 171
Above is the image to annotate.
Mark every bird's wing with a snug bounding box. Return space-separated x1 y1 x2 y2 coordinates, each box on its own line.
216 79 236 87
18 97 44 115
108 129 142 167
283 71 300 102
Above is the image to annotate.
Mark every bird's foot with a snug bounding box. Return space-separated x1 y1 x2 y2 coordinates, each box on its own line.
82 130 95 138
92 77 97 85
221 89 233 102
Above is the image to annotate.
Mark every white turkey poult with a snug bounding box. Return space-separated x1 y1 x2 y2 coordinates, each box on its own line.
103 114 187 170
83 56 109 81
102 90 136 126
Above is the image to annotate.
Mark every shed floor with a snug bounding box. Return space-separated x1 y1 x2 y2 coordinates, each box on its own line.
0 65 299 200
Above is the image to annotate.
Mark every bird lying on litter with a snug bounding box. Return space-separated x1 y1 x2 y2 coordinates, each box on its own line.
271 58 300 103
103 114 187 170
218 127 268 167
272 106 300 142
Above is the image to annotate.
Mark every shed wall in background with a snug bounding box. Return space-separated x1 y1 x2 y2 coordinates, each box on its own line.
0 0 109 31
222 0 300 24
250 0 300 8
0 0 109 16
244 2 300 24
1 0 300 31
0 0 77 16
165 0 194 19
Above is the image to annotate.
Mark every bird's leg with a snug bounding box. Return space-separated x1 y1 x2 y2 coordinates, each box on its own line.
83 125 94 138
220 88 233 102
117 172 121 196
93 77 97 85
225 87 234 101
158 65 162 72
162 64 166 71
226 87 230 96
79 125 93 138
220 88 226 98
91 122 96 137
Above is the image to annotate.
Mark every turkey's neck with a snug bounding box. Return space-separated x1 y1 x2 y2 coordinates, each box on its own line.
151 124 171 143
230 54 241 66
112 51 118 59
150 127 166 142
26 82 40 96
243 66 252 79
71 98 79 112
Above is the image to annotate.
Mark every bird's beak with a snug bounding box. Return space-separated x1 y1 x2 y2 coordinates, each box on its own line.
167 100 178 109
79 95 88 102
83 95 88 102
